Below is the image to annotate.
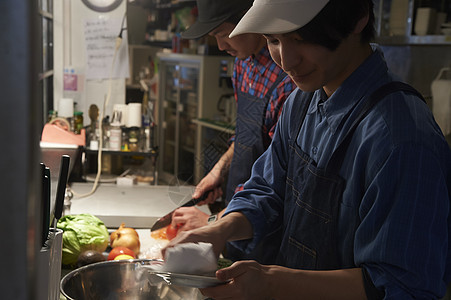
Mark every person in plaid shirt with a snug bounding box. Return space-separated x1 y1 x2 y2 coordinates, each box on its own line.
170 0 295 263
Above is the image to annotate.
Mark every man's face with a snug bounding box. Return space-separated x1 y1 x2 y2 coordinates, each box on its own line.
264 32 354 95
209 22 262 60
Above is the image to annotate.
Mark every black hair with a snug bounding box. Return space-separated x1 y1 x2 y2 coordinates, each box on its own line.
296 0 375 51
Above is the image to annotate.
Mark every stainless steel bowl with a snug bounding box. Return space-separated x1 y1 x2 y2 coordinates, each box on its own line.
60 259 204 300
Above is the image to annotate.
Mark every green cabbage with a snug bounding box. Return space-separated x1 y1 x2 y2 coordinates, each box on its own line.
57 213 109 266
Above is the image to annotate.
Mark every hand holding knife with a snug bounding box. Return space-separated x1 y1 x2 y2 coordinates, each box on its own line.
151 190 212 231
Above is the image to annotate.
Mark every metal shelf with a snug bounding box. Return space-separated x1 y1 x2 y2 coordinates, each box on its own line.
192 118 235 134
376 34 451 46
84 148 158 157
374 0 451 46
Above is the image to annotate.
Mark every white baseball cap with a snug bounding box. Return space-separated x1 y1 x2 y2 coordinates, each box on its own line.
229 0 329 37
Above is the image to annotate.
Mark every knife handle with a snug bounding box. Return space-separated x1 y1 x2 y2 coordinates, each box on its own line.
54 155 70 222
184 189 212 207
40 163 51 247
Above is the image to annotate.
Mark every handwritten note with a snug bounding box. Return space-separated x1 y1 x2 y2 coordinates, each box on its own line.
84 18 129 80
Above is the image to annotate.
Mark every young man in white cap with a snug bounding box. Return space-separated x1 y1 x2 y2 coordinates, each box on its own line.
165 0 451 298
170 0 295 263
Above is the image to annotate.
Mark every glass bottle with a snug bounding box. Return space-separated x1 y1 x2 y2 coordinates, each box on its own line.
88 123 99 150
73 111 83 134
48 110 57 123
121 129 129 152
128 127 140 152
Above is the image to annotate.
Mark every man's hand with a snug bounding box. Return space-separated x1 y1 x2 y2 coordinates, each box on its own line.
200 262 367 300
161 223 227 259
192 179 222 205
162 212 252 259
192 143 235 205
200 260 273 300
172 206 210 231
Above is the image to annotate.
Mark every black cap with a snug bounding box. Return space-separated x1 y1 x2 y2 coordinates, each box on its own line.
181 0 253 39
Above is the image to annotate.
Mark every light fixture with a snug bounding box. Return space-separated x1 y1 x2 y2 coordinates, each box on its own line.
81 0 123 12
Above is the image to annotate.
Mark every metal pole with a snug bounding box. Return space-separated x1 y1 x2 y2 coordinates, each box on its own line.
0 0 42 299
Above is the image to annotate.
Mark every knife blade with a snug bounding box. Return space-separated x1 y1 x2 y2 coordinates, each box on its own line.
150 190 212 231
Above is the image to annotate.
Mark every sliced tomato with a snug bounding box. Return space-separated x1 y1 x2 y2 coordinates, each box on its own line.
166 224 179 240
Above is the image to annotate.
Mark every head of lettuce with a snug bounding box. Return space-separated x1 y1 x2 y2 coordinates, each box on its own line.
57 213 109 266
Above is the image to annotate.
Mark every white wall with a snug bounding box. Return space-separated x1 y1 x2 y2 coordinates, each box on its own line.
54 0 128 126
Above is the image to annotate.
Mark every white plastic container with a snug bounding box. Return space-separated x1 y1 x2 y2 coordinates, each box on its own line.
414 7 437 36
126 103 142 128
389 0 409 35
431 67 451 136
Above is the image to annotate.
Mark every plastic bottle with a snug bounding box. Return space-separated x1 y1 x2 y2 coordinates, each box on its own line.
142 114 151 152
109 122 122 151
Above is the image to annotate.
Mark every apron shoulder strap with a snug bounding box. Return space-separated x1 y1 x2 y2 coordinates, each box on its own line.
289 91 315 138
327 81 425 173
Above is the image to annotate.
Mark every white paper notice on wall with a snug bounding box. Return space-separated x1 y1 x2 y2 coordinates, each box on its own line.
84 17 130 80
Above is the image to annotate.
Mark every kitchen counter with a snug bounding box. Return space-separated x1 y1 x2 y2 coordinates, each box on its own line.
67 182 210 228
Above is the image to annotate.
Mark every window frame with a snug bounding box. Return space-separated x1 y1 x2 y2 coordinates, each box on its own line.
38 0 54 125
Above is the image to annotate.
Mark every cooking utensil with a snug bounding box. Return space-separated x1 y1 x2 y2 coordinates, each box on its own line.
88 104 99 133
40 163 51 247
150 190 212 231
144 269 230 288
52 155 70 229
60 259 204 300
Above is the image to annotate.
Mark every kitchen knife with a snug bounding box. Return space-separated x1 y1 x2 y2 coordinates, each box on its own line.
40 163 51 247
150 190 212 231
52 155 70 229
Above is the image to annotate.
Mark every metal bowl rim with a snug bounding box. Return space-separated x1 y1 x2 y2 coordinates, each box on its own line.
60 258 164 299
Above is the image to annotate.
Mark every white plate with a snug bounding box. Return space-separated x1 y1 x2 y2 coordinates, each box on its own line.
149 271 230 288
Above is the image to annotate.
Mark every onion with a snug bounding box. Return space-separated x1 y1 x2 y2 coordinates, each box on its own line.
110 223 140 254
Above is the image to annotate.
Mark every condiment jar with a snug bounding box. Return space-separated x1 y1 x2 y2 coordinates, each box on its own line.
74 111 83 134
128 127 140 152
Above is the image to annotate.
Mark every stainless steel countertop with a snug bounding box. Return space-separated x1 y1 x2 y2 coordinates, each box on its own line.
67 183 210 228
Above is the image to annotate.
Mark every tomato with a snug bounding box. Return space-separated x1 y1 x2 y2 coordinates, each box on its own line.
150 225 180 241
151 227 167 240
107 246 136 260
166 224 179 240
